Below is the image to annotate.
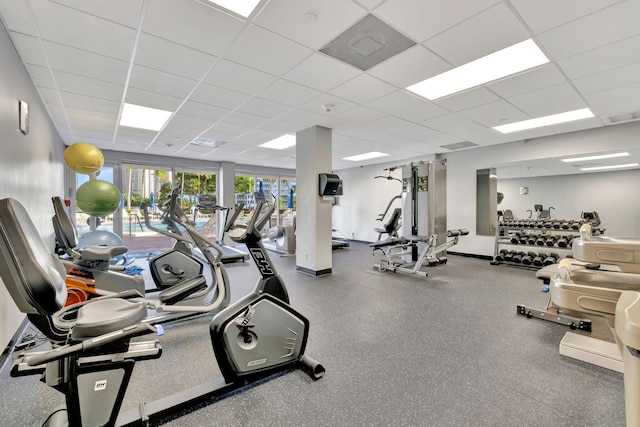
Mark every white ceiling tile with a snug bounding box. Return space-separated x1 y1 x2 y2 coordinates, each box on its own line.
201 121 251 141
68 118 115 133
143 0 243 56
573 62 640 95
179 101 231 122
365 116 432 141
394 101 448 122
591 96 640 117
223 111 270 128
224 24 312 76
0 0 36 34
59 92 119 114
25 64 54 88
44 41 129 84
116 126 157 143
49 0 144 28
487 64 566 98
507 83 586 116
125 87 182 111
367 90 425 115
37 86 62 105
64 107 117 125
204 59 277 95
434 87 499 112
237 97 292 119
31 0 136 61
329 73 396 104
8 32 47 67
425 3 530 65
375 0 500 42
129 65 197 99
584 82 640 106
53 70 123 101
254 0 366 50
354 0 386 9
189 83 251 110
135 33 217 80
284 53 361 92
537 1 640 60
168 114 215 132
549 117 604 134
458 100 529 127
299 94 358 116
257 120 299 133
511 0 623 34
258 79 322 107
368 44 449 87
233 129 282 145
557 34 640 81
331 106 387 124
274 108 326 128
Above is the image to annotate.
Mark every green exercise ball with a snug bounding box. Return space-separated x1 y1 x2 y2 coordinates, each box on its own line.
64 142 104 174
76 180 121 217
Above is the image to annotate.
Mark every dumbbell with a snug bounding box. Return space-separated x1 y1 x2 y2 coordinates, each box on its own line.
521 252 537 265
504 251 515 262
494 249 509 262
545 236 557 247
557 235 572 248
535 235 547 246
533 253 546 267
543 253 559 266
512 251 527 263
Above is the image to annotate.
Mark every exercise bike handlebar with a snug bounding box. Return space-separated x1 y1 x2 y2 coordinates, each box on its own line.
227 201 275 242
167 186 225 264
27 323 158 366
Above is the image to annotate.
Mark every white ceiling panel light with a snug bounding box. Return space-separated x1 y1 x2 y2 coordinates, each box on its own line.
259 134 296 150
343 151 389 161
562 152 629 163
580 163 639 171
492 108 594 134
202 0 261 18
119 103 172 131
406 39 549 100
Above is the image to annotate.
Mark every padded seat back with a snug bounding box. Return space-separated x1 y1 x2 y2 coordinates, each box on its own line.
51 196 77 256
0 198 68 341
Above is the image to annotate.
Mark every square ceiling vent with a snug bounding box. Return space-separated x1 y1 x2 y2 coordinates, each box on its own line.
320 14 416 71
441 141 479 151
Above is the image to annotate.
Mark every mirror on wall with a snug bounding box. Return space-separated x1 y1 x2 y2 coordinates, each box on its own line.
476 168 497 236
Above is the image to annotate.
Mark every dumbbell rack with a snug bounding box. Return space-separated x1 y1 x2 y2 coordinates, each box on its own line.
490 218 605 269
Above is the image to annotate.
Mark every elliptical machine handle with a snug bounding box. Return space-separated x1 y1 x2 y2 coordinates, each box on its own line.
224 203 245 233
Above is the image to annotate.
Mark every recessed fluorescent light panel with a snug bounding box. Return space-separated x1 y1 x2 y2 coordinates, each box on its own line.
562 152 630 163
580 163 639 172
260 134 296 150
406 39 549 100
492 108 594 134
205 0 261 17
343 151 389 162
119 103 172 131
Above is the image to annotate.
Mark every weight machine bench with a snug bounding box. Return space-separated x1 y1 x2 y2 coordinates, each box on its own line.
370 229 468 277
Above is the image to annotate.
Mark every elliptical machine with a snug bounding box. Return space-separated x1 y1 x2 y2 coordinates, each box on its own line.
117 201 324 425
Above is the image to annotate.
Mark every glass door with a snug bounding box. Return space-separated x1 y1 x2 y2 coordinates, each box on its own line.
121 165 174 253
174 169 218 241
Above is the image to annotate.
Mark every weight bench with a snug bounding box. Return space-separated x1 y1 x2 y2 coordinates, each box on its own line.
371 229 468 277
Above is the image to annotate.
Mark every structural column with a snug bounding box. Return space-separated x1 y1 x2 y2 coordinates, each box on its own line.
296 125 333 276
218 161 236 245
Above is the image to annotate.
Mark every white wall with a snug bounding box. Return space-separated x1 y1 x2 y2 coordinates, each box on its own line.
0 23 65 349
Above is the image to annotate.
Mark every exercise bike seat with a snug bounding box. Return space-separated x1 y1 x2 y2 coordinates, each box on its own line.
79 245 128 262
71 298 147 340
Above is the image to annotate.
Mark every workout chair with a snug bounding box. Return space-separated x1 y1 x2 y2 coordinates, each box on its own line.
51 196 145 295
0 197 161 426
374 207 402 241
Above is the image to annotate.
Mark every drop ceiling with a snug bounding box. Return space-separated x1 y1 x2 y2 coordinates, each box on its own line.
1 0 640 172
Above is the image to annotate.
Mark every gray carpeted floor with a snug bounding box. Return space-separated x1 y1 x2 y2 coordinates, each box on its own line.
0 242 626 426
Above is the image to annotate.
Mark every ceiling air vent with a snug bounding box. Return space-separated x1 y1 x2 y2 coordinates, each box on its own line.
607 111 640 124
440 141 479 151
320 14 416 71
190 139 226 148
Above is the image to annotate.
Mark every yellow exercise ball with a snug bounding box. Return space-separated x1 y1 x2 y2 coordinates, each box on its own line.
64 143 104 174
